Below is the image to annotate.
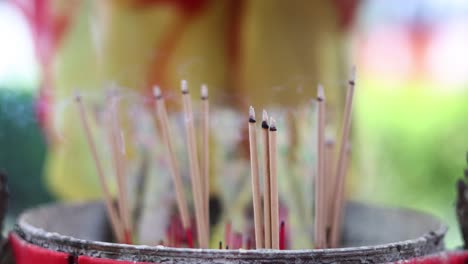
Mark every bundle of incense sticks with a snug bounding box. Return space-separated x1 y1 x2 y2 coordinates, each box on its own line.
75 92 132 244
74 67 355 249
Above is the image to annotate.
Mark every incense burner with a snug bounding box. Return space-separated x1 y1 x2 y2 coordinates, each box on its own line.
10 201 446 263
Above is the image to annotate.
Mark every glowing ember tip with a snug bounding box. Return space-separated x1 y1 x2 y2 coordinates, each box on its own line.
201 84 208 99
74 90 82 102
181 80 189 93
249 106 255 122
262 110 268 123
269 117 276 129
350 65 356 83
317 84 325 101
153 86 162 98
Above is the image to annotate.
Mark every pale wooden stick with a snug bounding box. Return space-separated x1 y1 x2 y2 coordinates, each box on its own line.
325 137 335 246
248 106 263 249
75 92 124 242
201 84 210 237
331 144 351 247
269 117 279 250
181 80 208 248
153 86 191 230
107 96 132 243
261 110 272 249
330 67 356 248
315 84 326 248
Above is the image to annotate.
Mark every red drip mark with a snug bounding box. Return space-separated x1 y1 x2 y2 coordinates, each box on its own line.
279 221 285 250
224 221 232 248
278 200 290 249
232 232 242 249
124 229 132 244
185 227 194 248
247 226 255 248
165 214 196 247
246 237 252 250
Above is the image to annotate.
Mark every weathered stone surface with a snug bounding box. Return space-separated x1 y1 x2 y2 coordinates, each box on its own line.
14 201 446 263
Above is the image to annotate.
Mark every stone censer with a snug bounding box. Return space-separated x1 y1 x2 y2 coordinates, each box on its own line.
9 200 447 263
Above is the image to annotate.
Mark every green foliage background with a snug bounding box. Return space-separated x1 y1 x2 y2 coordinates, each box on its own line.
351 79 468 248
0 89 52 218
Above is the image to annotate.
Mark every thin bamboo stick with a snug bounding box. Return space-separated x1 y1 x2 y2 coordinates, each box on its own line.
330 67 356 248
153 86 191 230
331 144 351 247
181 80 208 248
262 110 272 249
107 96 132 243
201 84 210 237
315 84 326 248
248 106 263 249
325 137 335 246
269 117 279 249
75 92 124 243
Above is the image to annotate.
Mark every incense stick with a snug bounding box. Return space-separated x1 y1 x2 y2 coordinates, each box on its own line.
262 110 272 249
325 137 335 245
75 92 124 243
331 144 351 247
248 106 263 249
181 80 208 248
153 86 191 231
107 96 132 244
330 67 356 248
201 84 210 237
315 84 326 248
269 117 279 249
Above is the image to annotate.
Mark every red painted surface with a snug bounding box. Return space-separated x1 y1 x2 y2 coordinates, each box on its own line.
10 233 69 264
10 233 153 264
394 251 468 264
10 231 468 263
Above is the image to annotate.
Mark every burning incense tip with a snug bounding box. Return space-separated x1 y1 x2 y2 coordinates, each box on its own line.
349 65 356 85
153 86 162 99
262 110 269 129
73 90 82 102
181 80 189 94
249 106 256 123
201 84 208 100
325 137 335 146
317 84 325 101
269 117 277 131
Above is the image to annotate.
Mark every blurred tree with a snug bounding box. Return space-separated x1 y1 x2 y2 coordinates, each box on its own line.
0 89 52 216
